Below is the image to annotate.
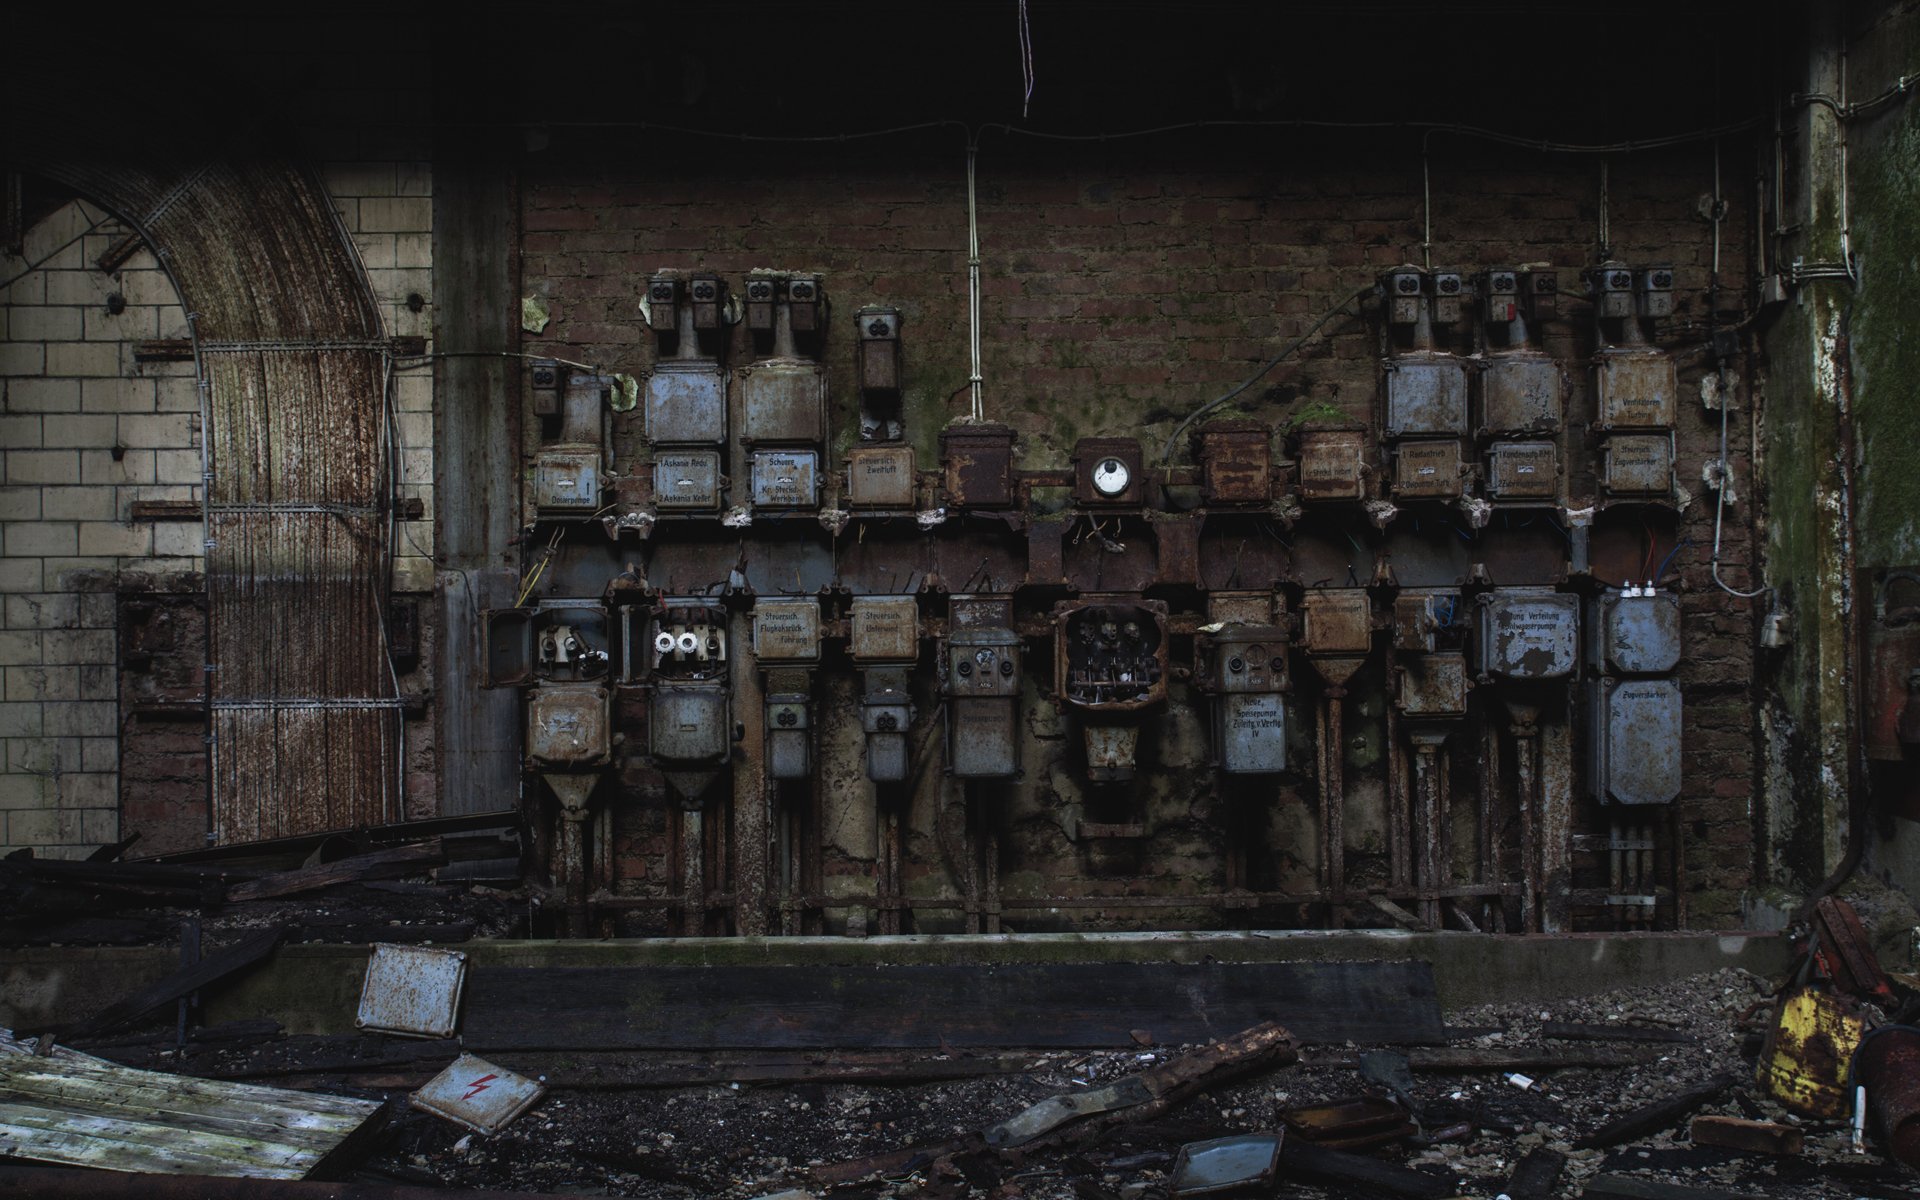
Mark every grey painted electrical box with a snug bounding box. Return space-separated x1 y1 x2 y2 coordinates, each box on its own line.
1384 355 1470 437
1601 434 1675 496
1397 651 1468 717
850 596 918 662
650 682 729 767
753 599 821 662
645 361 726 445
527 683 611 767
847 445 915 508
1587 677 1682 804
1594 349 1678 429
738 361 827 445
1478 353 1564 434
766 692 810 780
861 666 913 783
1486 441 1558 500
1475 590 1579 680
1591 591 1682 674
947 626 1019 778
652 450 723 510
532 449 601 516
1392 439 1462 499
1216 692 1287 774
751 449 819 508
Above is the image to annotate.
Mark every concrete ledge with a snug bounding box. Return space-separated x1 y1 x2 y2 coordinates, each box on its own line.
0 931 1788 1037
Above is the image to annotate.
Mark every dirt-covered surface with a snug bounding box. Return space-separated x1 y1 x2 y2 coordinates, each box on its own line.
210 966 1895 1199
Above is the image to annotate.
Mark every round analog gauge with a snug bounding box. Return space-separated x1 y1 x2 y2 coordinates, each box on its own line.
1091 456 1131 497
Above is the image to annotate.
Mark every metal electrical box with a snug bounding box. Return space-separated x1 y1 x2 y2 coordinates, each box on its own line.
653 450 723 510
856 306 902 392
1594 350 1678 429
533 449 601 516
1196 420 1272 505
1475 590 1579 680
1486 441 1558 500
1590 590 1682 674
1302 591 1373 656
1601 434 1675 496
1397 652 1468 717
753 599 821 662
527 683 611 767
650 683 729 767
766 685 811 781
1478 355 1564 434
1073 437 1146 506
738 362 827 445
861 666 913 782
847 445 915 508
750 450 820 508
850 596 919 662
1212 624 1288 774
946 598 1019 779
1392 440 1462 499
1392 593 1442 653
645 361 726 445
1384 356 1470 437
1296 428 1368 502
940 423 1019 508
1587 678 1682 804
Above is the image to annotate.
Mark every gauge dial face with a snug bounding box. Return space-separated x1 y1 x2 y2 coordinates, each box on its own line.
1091 457 1131 497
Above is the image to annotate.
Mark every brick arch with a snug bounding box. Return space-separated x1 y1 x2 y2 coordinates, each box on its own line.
8 151 401 842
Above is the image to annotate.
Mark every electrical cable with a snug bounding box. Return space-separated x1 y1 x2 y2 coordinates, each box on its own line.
1159 281 1376 468
1709 366 1768 599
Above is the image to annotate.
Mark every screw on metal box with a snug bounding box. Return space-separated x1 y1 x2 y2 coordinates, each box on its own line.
355 943 469 1038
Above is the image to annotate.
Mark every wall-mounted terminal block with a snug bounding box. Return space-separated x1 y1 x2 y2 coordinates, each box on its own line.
750 448 820 508
852 596 920 784
1302 590 1373 657
1383 355 1470 439
1474 589 1579 681
1073 437 1146 506
645 273 681 333
1383 267 1426 326
1589 262 1638 322
1392 439 1463 500
645 268 728 450
765 669 812 781
527 682 612 769
743 271 779 333
945 596 1020 778
752 598 822 663
1392 592 1467 717
1056 600 1169 782
1481 267 1520 324
846 445 916 509
1521 269 1559 319
1588 589 1682 675
1208 621 1289 774
1486 441 1559 501
652 450 724 511
1637 266 1675 319
530 358 560 418
1600 432 1676 497
1194 420 1272 505
1293 424 1369 503
940 423 1019 509
1594 350 1678 430
1428 270 1466 326
855 305 904 442
647 600 729 807
533 373 610 518
1587 677 1682 804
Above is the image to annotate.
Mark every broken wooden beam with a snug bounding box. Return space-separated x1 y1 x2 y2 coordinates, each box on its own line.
1306 1044 1662 1072
1689 1115 1803 1156
55 924 287 1041
226 840 445 903
1573 1074 1740 1149
1542 1021 1694 1044
0 1166 565 1198
1505 1146 1567 1199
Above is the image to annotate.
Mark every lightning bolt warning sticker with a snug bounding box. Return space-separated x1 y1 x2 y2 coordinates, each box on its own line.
462 1073 499 1101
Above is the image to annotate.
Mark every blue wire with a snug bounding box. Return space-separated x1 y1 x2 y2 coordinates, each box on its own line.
1653 539 1692 585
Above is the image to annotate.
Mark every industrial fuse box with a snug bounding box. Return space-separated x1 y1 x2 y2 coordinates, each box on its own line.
1392 439 1462 499
861 667 913 783
850 596 919 663
533 449 601 516
750 449 820 508
752 599 822 662
1295 427 1368 502
946 597 1020 779
1586 678 1682 804
1601 434 1675 497
855 306 902 393
650 682 729 769
1478 354 1564 435
1594 350 1678 430
527 683 611 768
846 445 915 508
738 361 827 446
1589 590 1682 674
645 360 727 445
1210 624 1288 774
652 450 723 511
1384 355 1470 438
765 670 811 781
1397 652 1468 717
1195 419 1272 505
940 423 1019 508
1486 441 1558 501
1073 437 1146 506
1475 590 1579 680
1302 590 1373 656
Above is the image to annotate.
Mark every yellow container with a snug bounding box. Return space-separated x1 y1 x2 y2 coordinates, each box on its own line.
1757 985 1868 1118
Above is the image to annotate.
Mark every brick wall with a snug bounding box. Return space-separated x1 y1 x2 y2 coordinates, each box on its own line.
521 130 1763 927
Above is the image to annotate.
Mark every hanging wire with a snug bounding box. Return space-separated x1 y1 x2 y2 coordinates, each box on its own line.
1017 0 1035 118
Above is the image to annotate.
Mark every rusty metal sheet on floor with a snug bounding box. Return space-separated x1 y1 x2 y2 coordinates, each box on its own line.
0 1030 383 1179
458 961 1444 1050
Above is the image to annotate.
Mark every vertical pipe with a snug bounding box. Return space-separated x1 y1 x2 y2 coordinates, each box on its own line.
1324 689 1346 922
1387 690 1409 891
1511 710 1540 933
730 609 769 937
560 811 588 935
680 808 705 936
1477 710 1498 930
1413 742 1441 927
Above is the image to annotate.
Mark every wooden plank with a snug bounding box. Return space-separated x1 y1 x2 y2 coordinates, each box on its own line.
58 925 286 1040
1506 1147 1566 1199
225 841 444 902
460 961 1445 1050
0 1050 382 1180
1574 1074 1739 1149
1278 1140 1459 1199
1543 1021 1693 1044
1688 1115 1803 1156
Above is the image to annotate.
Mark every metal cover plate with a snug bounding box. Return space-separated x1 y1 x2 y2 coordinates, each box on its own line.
754 599 821 661
847 445 915 508
949 696 1018 777
1476 591 1578 679
751 449 819 508
1218 692 1287 774
1385 356 1469 437
738 361 827 444
650 684 729 763
1169 1132 1284 1197
851 596 919 661
1479 353 1564 433
653 450 722 510
410 1053 546 1136
645 361 726 444
948 634 1019 696
1302 591 1372 655
1397 652 1468 717
1297 429 1367 501
1393 440 1461 498
356 943 469 1038
1602 434 1674 495
532 449 600 515
1600 591 1682 674
1487 441 1557 499
527 684 610 766
1592 678 1681 804
1595 350 1678 429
